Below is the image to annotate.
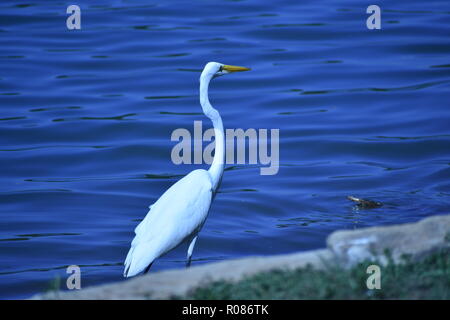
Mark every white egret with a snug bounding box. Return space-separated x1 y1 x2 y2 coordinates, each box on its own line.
123 62 251 277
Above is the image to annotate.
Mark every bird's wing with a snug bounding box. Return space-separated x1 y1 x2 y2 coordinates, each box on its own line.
124 169 213 277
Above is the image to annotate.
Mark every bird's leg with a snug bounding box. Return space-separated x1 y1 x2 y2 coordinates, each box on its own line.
186 235 198 268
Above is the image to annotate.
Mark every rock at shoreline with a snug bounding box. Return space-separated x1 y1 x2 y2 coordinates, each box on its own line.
327 214 450 267
32 214 450 300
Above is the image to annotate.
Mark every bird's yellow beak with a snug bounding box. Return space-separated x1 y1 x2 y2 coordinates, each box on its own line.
222 65 251 72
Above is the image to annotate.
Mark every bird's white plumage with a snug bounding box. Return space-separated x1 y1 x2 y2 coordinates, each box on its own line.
124 169 213 277
123 61 250 277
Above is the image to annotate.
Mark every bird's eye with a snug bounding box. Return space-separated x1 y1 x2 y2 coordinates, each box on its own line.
219 66 223 72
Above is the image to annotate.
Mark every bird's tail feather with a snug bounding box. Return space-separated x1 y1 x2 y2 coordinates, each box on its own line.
123 247 135 277
123 243 158 278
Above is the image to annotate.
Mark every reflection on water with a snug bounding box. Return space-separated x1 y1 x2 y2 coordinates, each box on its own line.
0 0 449 299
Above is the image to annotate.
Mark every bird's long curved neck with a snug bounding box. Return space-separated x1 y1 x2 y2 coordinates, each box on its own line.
200 74 224 191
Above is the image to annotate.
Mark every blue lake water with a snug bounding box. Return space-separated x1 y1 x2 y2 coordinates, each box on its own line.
1 0 449 299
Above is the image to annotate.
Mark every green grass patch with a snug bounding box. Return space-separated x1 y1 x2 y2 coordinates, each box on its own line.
181 250 449 300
